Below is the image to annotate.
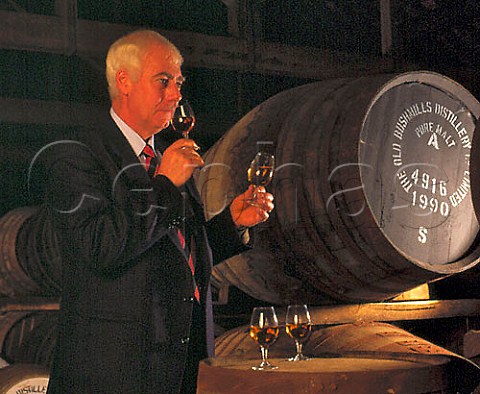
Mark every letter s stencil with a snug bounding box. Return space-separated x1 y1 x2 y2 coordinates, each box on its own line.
418 226 428 244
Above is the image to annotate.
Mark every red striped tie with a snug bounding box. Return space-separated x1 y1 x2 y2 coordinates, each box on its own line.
142 143 158 178
177 229 200 301
142 143 200 301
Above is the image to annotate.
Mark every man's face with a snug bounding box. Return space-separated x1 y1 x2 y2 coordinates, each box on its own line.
125 44 184 136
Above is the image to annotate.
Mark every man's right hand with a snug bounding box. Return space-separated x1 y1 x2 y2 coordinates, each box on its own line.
155 139 204 187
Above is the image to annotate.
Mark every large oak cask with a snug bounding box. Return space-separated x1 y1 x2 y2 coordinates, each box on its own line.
198 72 480 304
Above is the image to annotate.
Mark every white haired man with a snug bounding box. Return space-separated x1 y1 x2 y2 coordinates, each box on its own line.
45 29 273 393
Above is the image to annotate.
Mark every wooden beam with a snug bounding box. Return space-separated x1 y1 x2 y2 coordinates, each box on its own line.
380 0 392 56
218 299 480 327
0 10 396 80
54 0 78 55
0 297 60 312
214 299 480 326
0 97 103 126
0 10 67 53
308 299 480 325
219 0 241 37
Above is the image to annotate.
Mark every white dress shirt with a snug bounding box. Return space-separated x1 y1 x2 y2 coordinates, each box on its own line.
110 107 155 164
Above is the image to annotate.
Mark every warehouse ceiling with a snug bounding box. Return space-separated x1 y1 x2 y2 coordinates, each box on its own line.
0 0 479 67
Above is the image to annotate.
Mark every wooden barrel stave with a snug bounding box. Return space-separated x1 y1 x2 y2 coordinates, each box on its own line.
204 82 346 304
23 210 62 294
0 311 57 369
0 206 62 297
13 314 57 368
311 76 435 299
272 79 352 291
0 312 31 360
0 207 41 296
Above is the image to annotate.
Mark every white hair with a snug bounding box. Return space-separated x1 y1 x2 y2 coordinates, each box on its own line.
105 30 183 99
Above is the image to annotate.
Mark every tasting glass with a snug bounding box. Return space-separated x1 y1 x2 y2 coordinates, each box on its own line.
285 304 312 361
246 151 275 205
171 99 195 139
249 306 280 370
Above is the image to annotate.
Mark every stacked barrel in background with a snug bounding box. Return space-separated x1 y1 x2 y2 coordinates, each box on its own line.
0 207 61 298
0 206 58 391
0 197 60 387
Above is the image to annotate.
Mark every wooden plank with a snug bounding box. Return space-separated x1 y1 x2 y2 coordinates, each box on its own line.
391 283 430 301
255 40 394 79
308 299 480 325
217 299 480 327
0 10 396 80
78 19 397 79
0 10 67 53
0 97 102 126
0 297 60 312
76 19 251 71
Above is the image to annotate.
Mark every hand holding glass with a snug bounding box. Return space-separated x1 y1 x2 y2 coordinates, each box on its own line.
249 306 279 370
171 99 195 139
286 304 312 361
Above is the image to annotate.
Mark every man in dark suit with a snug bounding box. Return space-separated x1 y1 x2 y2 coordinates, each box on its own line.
45 29 273 393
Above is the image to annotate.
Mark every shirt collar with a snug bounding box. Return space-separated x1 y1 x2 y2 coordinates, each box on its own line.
110 108 154 157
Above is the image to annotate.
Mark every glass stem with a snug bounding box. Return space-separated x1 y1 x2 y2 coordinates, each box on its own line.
295 341 303 357
260 346 269 365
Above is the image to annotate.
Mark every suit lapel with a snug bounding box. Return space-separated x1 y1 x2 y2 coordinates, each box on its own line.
99 116 151 189
104 127 204 268
81 115 195 271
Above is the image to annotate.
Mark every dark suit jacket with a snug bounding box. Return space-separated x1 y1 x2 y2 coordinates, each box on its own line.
45 114 247 393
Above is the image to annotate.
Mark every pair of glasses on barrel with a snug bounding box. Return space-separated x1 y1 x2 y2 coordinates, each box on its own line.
249 305 312 370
